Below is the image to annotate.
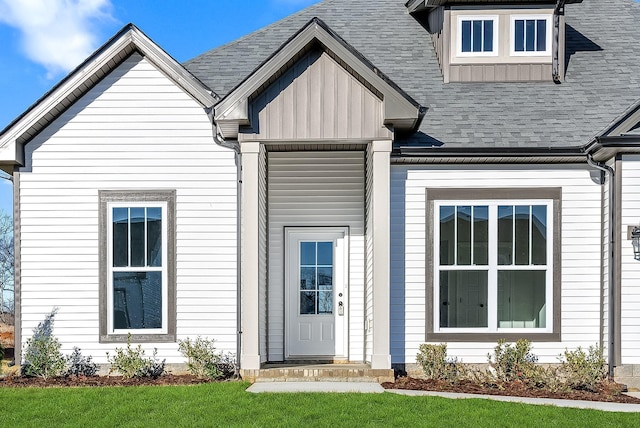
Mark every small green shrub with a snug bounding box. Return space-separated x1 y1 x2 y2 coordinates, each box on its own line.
106 334 165 379
65 347 98 377
488 339 538 383
416 343 464 382
178 337 235 379
21 309 66 379
561 345 607 392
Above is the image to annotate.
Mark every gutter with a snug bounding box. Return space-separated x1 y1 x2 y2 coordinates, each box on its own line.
209 109 243 375
586 151 616 378
552 0 565 84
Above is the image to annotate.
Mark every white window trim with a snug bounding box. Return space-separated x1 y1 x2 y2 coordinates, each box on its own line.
510 14 553 57
456 15 499 58
107 201 169 336
433 199 554 334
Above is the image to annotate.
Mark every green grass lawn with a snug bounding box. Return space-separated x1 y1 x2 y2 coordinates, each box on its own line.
0 382 639 427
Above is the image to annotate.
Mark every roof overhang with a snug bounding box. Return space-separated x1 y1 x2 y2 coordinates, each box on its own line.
406 0 583 13
584 97 640 161
395 144 588 164
0 24 217 172
214 18 425 141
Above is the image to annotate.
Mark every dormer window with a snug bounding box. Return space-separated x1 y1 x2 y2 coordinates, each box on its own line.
511 15 552 56
458 16 497 56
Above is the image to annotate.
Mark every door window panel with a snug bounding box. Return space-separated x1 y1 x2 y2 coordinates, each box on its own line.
299 241 333 315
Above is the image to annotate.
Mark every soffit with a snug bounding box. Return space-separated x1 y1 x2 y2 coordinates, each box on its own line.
407 0 582 13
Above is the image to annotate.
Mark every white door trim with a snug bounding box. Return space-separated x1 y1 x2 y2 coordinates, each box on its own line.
284 226 349 360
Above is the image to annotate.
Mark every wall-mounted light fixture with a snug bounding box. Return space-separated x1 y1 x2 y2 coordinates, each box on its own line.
631 226 640 260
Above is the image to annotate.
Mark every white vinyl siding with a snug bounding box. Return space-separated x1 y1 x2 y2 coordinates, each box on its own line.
267 151 365 362
620 155 640 364
364 145 374 361
18 54 238 363
258 145 268 362
390 164 603 364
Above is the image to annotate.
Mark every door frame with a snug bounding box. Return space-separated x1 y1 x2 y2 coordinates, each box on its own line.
284 226 350 360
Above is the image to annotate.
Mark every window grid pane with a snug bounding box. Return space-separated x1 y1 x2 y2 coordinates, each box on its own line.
457 206 472 265
515 19 525 51
536 20 547 51
112 208 129 267
472 20 483 52
461 20 472 52
525 19 536 51
515 205 531 265
483 20 493 52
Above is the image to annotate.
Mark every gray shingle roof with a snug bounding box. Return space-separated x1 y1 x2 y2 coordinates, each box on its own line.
184 0 640 148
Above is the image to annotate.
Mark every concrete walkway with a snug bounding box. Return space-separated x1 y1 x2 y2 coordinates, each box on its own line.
247 382 385 393
247 382 640 412
388 389 640 413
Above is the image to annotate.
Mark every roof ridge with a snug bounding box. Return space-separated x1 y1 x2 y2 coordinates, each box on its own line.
184 0 336 65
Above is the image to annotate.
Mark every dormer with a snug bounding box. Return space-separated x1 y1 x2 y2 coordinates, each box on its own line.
407 0 583 83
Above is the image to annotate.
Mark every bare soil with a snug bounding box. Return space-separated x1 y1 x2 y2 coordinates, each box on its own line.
382 377 640 404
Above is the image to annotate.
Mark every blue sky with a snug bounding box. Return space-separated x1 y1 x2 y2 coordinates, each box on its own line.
0 0 320 215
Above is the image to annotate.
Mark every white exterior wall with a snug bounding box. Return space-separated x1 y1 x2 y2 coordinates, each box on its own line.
19 54 238 364
390 164 603 364
620 155 640 364
267 151 365 361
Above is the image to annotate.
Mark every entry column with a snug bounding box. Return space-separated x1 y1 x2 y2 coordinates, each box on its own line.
370 140 392 369
240 142 261 370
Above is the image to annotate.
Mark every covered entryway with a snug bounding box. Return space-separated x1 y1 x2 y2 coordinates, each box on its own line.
213 18 423 371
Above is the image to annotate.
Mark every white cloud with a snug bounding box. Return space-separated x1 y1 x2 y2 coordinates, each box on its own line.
0 0 114 78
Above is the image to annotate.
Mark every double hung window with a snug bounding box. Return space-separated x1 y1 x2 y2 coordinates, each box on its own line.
99 190 176 342
427 188 560 341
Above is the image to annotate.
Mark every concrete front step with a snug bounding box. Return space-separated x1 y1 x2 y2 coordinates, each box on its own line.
240 364 395 383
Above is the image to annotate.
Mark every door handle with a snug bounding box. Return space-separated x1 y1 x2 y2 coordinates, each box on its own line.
338 301 344 316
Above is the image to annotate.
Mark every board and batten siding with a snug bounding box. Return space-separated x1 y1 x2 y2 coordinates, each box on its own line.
242 49 390 142
19 53 238 364
267 151 365 362
620 155 640 364
390 164 603 364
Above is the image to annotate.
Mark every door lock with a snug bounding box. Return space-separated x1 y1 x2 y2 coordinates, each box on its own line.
338 301 344 316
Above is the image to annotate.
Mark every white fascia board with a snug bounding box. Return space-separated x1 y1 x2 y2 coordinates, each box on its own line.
0 26 216 165
214 19 421 132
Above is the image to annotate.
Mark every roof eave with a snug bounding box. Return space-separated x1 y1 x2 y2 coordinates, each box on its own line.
0 24 218 166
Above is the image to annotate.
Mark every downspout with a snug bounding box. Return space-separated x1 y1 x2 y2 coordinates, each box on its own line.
552 0 565 84
586 153 616 378
208 107 243 374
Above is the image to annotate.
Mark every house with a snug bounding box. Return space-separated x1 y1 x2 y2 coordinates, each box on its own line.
1 0 640 386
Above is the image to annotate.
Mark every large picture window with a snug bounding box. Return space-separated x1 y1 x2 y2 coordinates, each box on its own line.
426 188 561 341
99 190 176 343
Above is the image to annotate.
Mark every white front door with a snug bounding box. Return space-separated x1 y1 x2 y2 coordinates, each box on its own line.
285 227 348 359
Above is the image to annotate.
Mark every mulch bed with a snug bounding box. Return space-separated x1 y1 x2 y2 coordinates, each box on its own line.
0 374 213 388
382 377 640 404
2 373 640 405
